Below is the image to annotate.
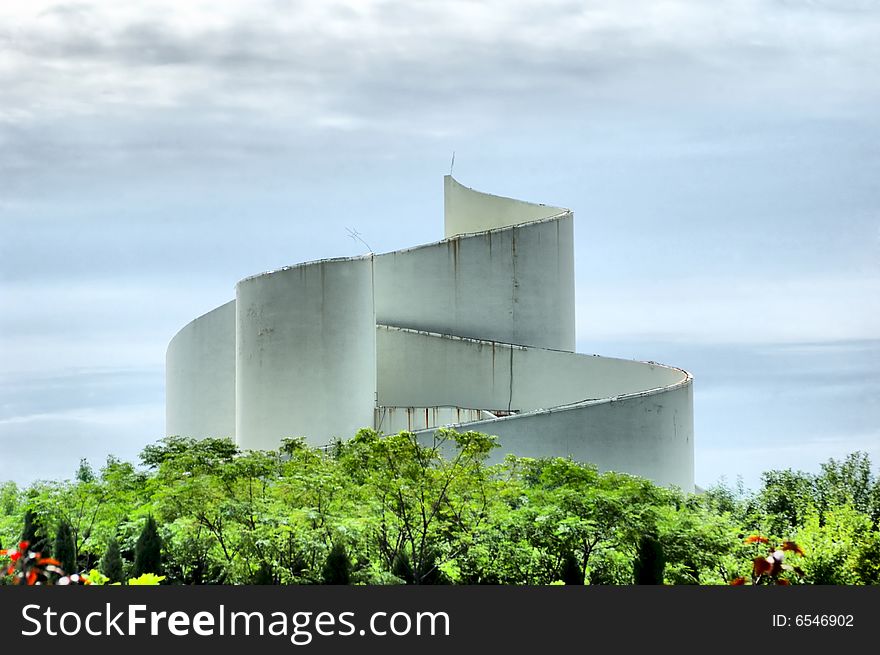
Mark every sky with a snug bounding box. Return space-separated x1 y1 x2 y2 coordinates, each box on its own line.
1 0 878 489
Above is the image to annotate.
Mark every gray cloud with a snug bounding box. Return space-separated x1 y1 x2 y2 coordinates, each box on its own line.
2 0 879 485
1 0 877 203
3 1 877 128
0 367 162 420
0 366 164 485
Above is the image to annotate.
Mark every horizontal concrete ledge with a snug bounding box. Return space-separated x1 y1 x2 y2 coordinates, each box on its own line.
377 323 529 351
234 211 573 286
377 323 692 404
236 254 374 286
387 210 573 258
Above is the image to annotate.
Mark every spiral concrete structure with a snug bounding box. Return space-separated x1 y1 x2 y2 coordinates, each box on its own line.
167 176 694 489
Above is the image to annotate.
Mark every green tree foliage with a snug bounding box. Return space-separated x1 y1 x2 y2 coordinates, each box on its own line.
654 493 739 585
134 516 163 577
815 453 876 519
76 458 95 483
794 506 872 585
756 468 816 537
335 428 495 584
2 435 877 586
852 531 880 585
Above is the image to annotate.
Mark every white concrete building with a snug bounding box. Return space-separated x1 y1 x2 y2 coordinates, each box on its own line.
167 177 694 489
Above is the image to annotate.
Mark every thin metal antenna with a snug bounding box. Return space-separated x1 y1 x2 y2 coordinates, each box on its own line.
450 151 455 176
345 227 373 253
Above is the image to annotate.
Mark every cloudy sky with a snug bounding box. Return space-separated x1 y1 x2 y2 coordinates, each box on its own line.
1 0 878 488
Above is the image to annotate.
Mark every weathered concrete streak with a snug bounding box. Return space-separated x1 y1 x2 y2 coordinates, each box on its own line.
235 257 376 449
415 383 695 490
375 214 575 351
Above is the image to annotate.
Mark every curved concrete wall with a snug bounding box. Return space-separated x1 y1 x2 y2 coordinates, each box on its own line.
416 383 694 490
166 175 695 489
444 175 568 238
235 257 376 450
166 300 236 439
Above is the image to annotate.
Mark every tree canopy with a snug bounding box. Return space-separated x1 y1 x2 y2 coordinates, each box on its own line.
2 432 877 585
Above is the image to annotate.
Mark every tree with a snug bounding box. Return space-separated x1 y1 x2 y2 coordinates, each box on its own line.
76 458 95 483
560 551 584 584
515 458 668 584
758 469 815 536
633 534 665 584
322 543 352 585
815 452 875 519
134 516 163 577
54 521 76 574
101 535 124 582
338 429 497 585
656 501 737 585
21 509 50 554
795 505 870 585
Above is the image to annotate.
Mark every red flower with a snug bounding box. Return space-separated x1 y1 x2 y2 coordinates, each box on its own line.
781 541 804 556
744 535 770 545
18 541 29 552
752 556 773 577
730 577 746 585
9 551 21 563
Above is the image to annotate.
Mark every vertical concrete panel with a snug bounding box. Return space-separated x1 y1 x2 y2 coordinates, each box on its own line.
235 257 376 450
511 215 576 350
374 216 575 351
482 386 694 490
165 300 236 438
376 327 512 410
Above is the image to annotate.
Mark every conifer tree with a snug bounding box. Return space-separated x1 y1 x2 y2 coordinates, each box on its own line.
252 561 275 585
391 552 415 584
633 534 665 585
560 551 585 585
134 516 163 577
322 543 352 585
101 536 124 582
21 509 50 555
54 521 76 574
